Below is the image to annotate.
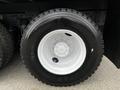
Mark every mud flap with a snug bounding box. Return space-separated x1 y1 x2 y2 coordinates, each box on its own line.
104 5 120 68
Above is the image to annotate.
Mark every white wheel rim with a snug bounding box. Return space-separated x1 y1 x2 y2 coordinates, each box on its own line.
37 29 86 75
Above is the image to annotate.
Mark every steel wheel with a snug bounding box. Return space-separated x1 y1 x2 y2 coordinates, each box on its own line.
37 29 86 75
21 8 104 86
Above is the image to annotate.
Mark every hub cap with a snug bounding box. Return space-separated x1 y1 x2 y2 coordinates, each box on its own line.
54 42 69 57
37 29 86 75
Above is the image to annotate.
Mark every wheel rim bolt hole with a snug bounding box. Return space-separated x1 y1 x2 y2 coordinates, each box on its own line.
52 57 59 63
65 33 72 36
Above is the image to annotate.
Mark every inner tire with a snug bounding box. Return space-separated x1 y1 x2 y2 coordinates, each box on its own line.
21 9 104 86
0 23 14 68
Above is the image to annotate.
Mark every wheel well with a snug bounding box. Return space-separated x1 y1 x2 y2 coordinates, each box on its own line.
0 10 106 54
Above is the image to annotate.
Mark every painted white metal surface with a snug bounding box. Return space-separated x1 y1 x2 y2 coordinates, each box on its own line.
37 29 86 75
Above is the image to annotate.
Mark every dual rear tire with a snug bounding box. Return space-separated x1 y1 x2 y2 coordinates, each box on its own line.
21 9 104 86
0 23 14 68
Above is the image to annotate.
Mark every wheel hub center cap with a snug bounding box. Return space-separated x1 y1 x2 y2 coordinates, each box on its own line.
54 42 69 57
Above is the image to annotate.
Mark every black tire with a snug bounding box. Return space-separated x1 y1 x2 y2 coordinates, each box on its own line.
21 9 104 86
0 23 14 68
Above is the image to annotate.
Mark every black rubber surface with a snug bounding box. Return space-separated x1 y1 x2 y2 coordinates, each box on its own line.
0 23 14 68
21 9 104 86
